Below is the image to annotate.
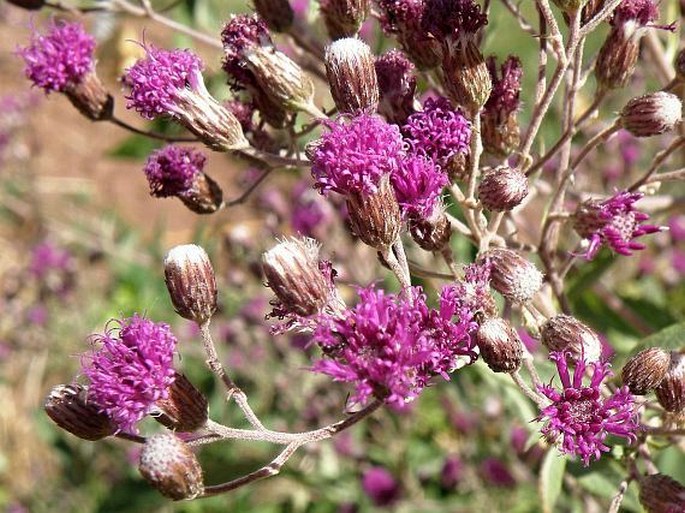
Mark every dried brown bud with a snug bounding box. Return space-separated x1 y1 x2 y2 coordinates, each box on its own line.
139 434 204 500
180 173 223 215
253 0 294 32
325 38 379 114
478 166 529 212
540 315 602 363
620 91 682 137
481 110 520 157
6 0 44 9
65 72 114 121
622 347 671 395
481 248 543 304
155 373 209 432
262 237 334 317
44 383 115 441
320 0 370 39
244 47 318 115
639 474 685 513
164 244 218 324
409 210 451 252
446 151 471 182
656 352 685 412
475 318 523 373
346 176 402 249
441 41 492 113
595 28 641 90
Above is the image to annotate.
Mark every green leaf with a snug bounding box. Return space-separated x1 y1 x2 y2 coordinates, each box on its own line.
633 321 685 353
539 449 566 513
108 135 158 160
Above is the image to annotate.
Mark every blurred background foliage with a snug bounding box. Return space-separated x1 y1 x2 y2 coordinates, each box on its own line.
0 0 684 511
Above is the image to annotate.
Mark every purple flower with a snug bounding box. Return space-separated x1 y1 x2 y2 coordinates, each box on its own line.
536 351 639 466
81 315 177 432
479 458 516 487
375 49 417 124
422 0 488 42
440 260 496 319
311 286 475 407
402 97 470 170
668 215 685 243
124 45 205 120
484 56 522 118
440 455 464 489
361 467 400 506
291 181 335 237
221 14 273 87
391 154 447 218
573 191 663 260
18 21 95 94
29 241 73 278
143 145 206 198
610 0 660 27
310 114 406 197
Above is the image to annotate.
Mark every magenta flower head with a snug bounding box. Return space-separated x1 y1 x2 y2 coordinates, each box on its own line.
537 351 639 466
402 96 471 171
375 49 417 125
124 44 248 151
422 0 488 44
573 191 663 260
18 21 95 94
391 154 447 219
143 145 222 214
610 0 660 28
362 467 401 506
80 315 178 433
311 286 476 407
311 114 405 196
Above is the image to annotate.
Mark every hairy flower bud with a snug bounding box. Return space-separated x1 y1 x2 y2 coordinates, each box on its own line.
622 347 671 395
639 474 685 513
540 315 602 363
595 29 641 90
139 434 204 500
478 166 528 211
155 373 209 432
262 237 334 317
475 318 523 373
481 249 543 304
441 41 492 113
253 0 295 32
65 72 114 121
325 38 379 114
620 91 682 137
164 244 218 324
320 0 370 39
45 383 116 441
655 352 685 412
409 210 452 252
346 177 402 249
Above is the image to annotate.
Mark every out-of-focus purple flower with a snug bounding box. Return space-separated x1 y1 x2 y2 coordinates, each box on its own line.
483 56 522 118
312 286 476 407
18 21 95 94
573 191 663 260
239 296 269 325
479 458 516 487
29 241 73 278
26 304 48 325
143 145 206 198
124 45 204 120
81 315 177 433
440 455 464 489
402 96 470 170
310 114 406 197
517 328 539 353
672 250 685 275
537 351 639 466
362 467 400 506
291 180 336 237
668 215 685 243
391 154 447 218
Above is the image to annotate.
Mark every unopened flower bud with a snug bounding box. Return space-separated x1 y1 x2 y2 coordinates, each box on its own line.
480 249 543 304
164 244 218 324
409 210 452 252
475 318 523 373
596 29 641 91
325 38 379 114
478 166 528 211
622 347 671 395
262 237 333 317
320 0 370 39
155 373 209 432
65 72 114 121
540 315 602 363
656 352 685 412
375 50 417 124
447 151 471 182
346 177 402 249
44 383 116 441
482 55 522 156
639 473 685 513
139 434 204 500
253 0 295 32
620 91 682 137
442 41 492 113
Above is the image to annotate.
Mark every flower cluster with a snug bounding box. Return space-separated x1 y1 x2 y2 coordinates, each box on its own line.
18 21 95 93
311 286 477 407
573 191 663 260
537 351 639 466
80 315 178 432
143 145 206 198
